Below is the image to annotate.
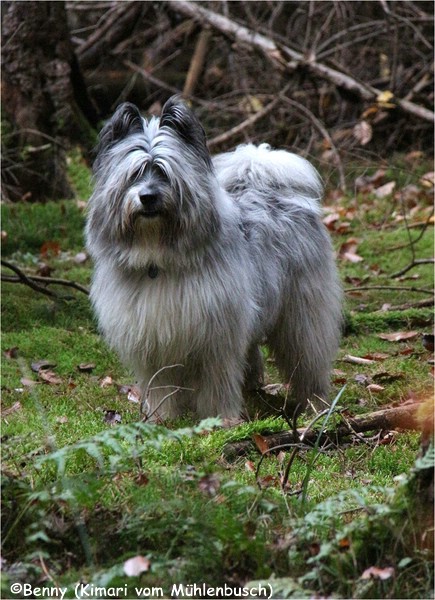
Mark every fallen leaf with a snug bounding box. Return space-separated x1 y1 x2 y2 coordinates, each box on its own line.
355 169 386 191
378 331 419 342
420 171 434 187
338 538 351 551
37 262 54 277
31 359 57 373
100 375 114 388
262 383 288 396
20 377 38 387
361 565 395 580
117 383 141 403
338 238 364 263
422 334 434 352
376 90 395 107
374 181 396 198
40 241 61 257
353 120 372 145
354 374 372 385
38 370 63 385
77 363 96 373
198 473 220 496
372 372 404 383
366 383 385 393
252 433 270 455
308 542 320 557
123 555 151 577
2 401 22 416
134 473 149 486
4 347 19 359
245 460 256 472
104 410 121 425
258 474 278 488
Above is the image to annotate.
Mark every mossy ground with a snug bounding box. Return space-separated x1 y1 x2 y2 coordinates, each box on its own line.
1 152 433 599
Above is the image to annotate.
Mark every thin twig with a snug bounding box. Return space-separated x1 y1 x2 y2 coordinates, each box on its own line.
207 90 288 149
344 284 434 295
390 259 435 279
2 260 89 296
281 97 346 191
2 260 59 299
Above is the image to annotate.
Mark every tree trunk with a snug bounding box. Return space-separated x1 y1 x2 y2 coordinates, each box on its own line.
1 1 97 201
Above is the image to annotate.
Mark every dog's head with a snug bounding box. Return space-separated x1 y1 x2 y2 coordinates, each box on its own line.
86 97 219 266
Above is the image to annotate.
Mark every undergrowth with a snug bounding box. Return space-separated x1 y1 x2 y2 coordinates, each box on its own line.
1 152 433 599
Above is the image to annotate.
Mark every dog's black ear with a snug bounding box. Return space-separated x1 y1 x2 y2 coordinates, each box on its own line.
160 96 212 166
95 103 143 162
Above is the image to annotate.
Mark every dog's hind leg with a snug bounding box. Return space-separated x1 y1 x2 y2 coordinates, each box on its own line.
243 344 264 392
267 275 342 416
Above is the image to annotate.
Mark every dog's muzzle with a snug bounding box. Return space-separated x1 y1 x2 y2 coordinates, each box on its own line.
138 190 163 218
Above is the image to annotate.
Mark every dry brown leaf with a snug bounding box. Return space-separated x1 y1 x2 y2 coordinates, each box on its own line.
366 383 385 393
378 331 419 342
77 363 96 373
198 474 220 496
31 359 56 373
374 181 396 198
100 375 114 388
420 171 434 187
2 401 22 416
38 370 63 385
20 377 38 387
353 120 372 146
245 460 256 472
4 347 19 359
338 238 364 263
252 433 270 455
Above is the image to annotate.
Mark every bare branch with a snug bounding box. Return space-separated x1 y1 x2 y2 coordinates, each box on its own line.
167 0 434 123
1 260 89 298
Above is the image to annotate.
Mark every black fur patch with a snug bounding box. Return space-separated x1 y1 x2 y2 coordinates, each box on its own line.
94 103 144 169
160 96 212 168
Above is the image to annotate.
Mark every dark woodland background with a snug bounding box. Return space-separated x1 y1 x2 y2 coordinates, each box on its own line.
2 0 434 202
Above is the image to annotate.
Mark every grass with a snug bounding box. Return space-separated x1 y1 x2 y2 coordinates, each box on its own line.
1 152 433 599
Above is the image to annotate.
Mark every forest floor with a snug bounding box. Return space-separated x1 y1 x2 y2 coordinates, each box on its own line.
1 151 434 599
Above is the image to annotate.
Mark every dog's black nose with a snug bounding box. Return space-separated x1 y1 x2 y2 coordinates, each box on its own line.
139 193 159 207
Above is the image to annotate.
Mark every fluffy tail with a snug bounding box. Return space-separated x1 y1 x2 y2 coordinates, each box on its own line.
213 143 323 215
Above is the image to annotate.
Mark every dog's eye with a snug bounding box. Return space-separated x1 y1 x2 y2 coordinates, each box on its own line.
153 163 167 180
131 166 144 181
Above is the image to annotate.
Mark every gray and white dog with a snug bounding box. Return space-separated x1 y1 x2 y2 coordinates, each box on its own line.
86 96 342 421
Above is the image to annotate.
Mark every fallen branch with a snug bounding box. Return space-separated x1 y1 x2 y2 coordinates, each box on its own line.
1 260 89 297
384 298 434 311
183 28 212 97
223 403 421 459
390 258 435 279
344 285 434 295
167 0 435 124
76 2 144 69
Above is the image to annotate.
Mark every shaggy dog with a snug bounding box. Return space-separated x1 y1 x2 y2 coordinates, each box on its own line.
85 96 342 421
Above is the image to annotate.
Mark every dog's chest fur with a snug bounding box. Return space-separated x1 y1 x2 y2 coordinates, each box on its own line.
91 260 252 368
